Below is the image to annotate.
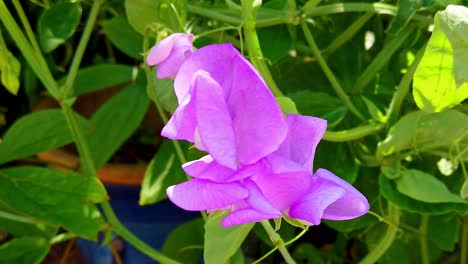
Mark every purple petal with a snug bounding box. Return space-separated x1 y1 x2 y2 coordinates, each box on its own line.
193 71 237 169
161 94 196 141
228 56 287 165
222 209 280 227
182 155 236 182
146 33 194 78
174 44 287 164
288 178 346 225
316 169 370 220
275 114 327 172
252 157 312 210
166 179 248 211
222 181 281 227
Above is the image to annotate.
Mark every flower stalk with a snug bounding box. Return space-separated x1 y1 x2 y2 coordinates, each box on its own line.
241 0 284 97
261 220 297 264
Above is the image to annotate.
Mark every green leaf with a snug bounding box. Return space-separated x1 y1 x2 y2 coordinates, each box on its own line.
0 109 92 165
0 237 49 264
125 0 186 34
377 110 468 159
439 5 468 88
38 2 81 53
258 25 291 64
139 140 185 205
413 10 468 112
0 29 21 95
396 169 467 204
0 206 57 238
276 96 299 115
0 166 106 239
161 218 204 264
379 173 468 214
461 178 468 199
315 142 358 183
292 243 324 264
87 82 150 168
324 213 377 233
386 0 442 36
362 96 386 122
59 64 137 96
102 16 144 59
148 74 178 112
204 212 254 264
289 91 346 127
428 214 460 251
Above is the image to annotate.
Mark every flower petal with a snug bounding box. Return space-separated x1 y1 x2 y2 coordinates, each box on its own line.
275 114 327 172
221 209 280 227
315 169 370 220
193 71 237 169
174 44 287 164
146 33 194 78
182 155 236 182
228 56 287 165
252 157 312 210
222 181 281 227
161 94 196 141
166 179 248 211
288 178 346 225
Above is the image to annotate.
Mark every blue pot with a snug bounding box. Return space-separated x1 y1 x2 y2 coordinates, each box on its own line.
78 184 198 264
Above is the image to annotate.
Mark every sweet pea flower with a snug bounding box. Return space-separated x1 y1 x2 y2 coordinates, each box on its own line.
167 114 369 227
146 33 195 79
160 43 288 169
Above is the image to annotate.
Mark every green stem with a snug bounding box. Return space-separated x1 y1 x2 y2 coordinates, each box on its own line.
419 215 430 264
300 19 364 121
61 104 180 264
260 220 296 264
12 1 42 55
322 12 374 56
242 0 284 97
187 5 241 25
359 203 400 264
303 3 430 24
0 0 59 98
461 218 467 264
386 45 425 122
323 123 385 142
62 0 102 100
350 26 414 95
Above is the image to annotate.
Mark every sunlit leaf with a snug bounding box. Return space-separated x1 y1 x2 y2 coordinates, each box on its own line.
413 8 468 112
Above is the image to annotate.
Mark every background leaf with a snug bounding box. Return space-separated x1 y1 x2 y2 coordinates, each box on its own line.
38 2 81 53
396 169 467 203
60 64 137 96
427 214 460 251
102 16 144 59
161 218 204 264
0 166 106 239
139 140 185 205
379 173 468 214
377 110 468 158
87 82 150 168
0 110 92 165
0 237 49 264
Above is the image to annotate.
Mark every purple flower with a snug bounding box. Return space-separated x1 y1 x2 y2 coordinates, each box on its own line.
167 114 369 227
154 37 370 227
161 43 288 169
146 33 195 79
